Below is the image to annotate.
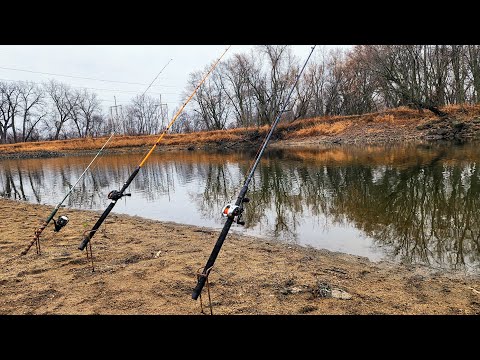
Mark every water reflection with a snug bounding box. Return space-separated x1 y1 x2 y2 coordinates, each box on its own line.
1 144 480 273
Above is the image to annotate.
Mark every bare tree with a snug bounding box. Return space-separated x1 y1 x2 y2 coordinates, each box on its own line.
293 47 341 119
67 89 84 137
340 46 379 114
427 45 449 108
247 45 298 125
448 45 467 104
69 89 102 137
44 80 79 140
189 64 231 131
170 110 200 133
80 90 102 136
130 94 161 135
89 113 107 136
324 48 346 115
122 104 137 135
18 81 46 142
364 45 447 116
466 45 480 103
0 82 21 143
304 47 329 117
221 53 256 128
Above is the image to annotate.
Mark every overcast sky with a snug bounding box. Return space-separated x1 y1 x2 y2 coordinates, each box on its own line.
0 45 348 115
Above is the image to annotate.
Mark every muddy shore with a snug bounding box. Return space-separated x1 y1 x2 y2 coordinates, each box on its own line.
1 197 479 315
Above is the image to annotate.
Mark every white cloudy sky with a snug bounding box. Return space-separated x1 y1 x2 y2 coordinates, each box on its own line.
0 45 347 114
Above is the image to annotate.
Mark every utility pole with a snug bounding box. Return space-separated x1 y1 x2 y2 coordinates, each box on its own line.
158 94 168 130
109 95 122 133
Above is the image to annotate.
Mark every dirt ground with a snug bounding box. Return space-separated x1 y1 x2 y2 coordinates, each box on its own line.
1 197 479 315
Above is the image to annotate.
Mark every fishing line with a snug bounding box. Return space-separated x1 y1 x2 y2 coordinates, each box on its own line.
20 57 176 256
78 46 231 252
20 132 116 256
192 45 317 301
140 58 173 98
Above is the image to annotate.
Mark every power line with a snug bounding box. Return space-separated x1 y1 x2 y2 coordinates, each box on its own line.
0 65 176 87
99 98 179 104
0 77 183 110
0 59 183 110
0 77 182 96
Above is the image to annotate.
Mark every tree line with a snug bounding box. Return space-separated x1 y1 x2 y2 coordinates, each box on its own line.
2 45 480 143
0 79 168 144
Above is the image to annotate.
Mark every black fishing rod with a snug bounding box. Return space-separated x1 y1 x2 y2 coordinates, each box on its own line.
21 132 115 256
192 45 316 300
78 46 231 252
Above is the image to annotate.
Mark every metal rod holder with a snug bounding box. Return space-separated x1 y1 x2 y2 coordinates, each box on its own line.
33 221 47 255
83 230 95 272
196 266 214 315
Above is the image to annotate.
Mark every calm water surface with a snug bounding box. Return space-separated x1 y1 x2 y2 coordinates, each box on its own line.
1 143 480 273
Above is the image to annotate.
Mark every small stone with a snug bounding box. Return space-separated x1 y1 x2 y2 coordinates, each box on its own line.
331 288 352 300
289 287 303 294
469 287 480 295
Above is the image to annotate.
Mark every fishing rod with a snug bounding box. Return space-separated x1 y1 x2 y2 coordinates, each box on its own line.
192 45 316 301
78 46 231 252
20 132 115 256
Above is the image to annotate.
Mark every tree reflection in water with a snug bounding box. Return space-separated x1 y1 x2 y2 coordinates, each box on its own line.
1 143 480 272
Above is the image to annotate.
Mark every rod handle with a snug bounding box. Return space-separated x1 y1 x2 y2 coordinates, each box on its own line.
21 222 48 256
78 234 91 250
192 276 207 300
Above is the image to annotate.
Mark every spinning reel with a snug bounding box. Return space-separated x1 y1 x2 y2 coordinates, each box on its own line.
53 215 69 232
221 197 249 225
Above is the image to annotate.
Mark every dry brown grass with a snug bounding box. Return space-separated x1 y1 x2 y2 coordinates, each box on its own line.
2 104 480 154
373 114 395 123
291 121 351 138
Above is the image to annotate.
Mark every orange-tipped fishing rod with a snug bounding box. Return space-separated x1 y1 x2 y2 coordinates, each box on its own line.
192 45 316 301
78 46 231 251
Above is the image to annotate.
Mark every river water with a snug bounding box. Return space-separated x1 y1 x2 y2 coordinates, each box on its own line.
1 143 479 273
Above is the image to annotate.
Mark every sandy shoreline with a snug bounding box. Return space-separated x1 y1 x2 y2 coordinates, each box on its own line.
1 197 479 315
